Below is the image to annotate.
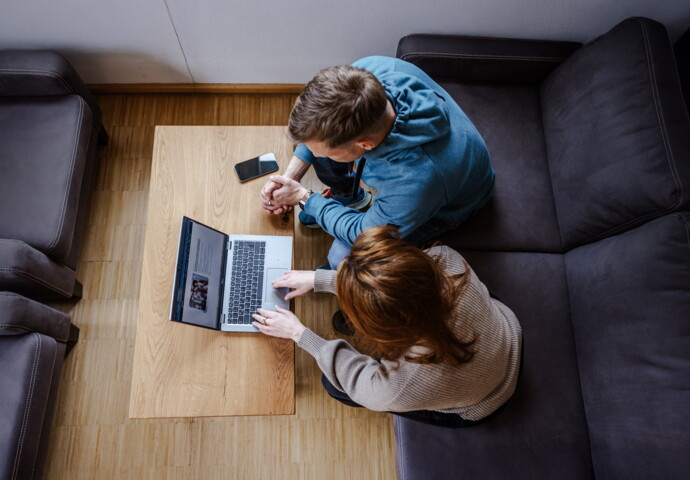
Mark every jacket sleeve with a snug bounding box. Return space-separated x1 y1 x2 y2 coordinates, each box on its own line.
293 143 316 164
304 155 448 244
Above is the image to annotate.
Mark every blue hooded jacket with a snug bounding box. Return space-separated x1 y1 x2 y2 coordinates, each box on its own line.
295 56 494 245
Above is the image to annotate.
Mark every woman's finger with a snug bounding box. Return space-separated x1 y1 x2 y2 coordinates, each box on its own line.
284 290 299 301
271 273 290 287
252 321 271 333
257 307 279 318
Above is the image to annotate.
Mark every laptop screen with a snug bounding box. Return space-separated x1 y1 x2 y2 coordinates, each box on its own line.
171 217 226 329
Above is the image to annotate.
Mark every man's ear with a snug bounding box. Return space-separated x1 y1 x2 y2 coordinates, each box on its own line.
355 138 375 151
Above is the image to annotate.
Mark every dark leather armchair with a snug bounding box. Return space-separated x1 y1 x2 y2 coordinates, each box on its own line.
0 292 78 480
0 50 107 298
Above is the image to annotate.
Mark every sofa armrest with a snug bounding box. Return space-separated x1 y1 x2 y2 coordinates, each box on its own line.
0 50 103 129
0 291 71 342
396 34 581 84
0 239 77 298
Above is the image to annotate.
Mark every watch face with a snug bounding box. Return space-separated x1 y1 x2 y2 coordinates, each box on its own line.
299 190 313 210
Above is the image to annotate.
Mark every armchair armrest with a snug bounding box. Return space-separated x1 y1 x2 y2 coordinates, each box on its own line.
396 34 581 84
0 50 103 129
0 291 71 342
0 239 77 298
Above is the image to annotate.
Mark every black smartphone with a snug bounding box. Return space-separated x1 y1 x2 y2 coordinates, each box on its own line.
234 153 279 182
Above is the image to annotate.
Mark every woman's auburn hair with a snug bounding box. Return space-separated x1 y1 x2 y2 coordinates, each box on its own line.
336 225 476 365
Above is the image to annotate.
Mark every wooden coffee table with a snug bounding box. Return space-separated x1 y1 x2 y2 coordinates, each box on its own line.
129 126 295 418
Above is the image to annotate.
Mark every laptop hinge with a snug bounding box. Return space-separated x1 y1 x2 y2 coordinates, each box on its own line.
227 239 233 251
221 313 227 324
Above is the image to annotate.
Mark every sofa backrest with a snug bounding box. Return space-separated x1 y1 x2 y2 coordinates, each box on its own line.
541 17 690 251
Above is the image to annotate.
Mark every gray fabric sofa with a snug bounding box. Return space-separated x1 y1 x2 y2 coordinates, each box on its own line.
0 292 78 480
0 50 107 299
394 17 690 479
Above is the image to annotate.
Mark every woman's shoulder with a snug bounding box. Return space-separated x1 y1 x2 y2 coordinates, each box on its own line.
425 245 467 274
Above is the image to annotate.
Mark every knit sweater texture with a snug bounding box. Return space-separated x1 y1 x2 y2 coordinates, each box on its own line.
297 245 522 421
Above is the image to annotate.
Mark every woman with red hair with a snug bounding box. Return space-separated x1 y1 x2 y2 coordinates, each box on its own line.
252 226 522 427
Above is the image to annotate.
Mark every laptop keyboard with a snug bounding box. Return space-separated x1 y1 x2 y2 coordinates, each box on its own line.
226 240 266 324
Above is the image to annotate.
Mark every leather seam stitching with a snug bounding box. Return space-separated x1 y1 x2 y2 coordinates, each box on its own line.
13 333 41 479
0 267 74 297
639 20 684 209
30 344 57 480
0 69 74 93
45 101 84 255
400 52 568 62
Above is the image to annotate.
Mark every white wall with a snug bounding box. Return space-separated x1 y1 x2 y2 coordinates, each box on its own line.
1 0 689 84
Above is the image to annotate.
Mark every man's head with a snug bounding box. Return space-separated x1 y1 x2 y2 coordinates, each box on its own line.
288 65 389 161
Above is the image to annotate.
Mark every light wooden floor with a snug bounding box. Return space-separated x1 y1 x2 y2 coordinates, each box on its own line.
43 94 396 479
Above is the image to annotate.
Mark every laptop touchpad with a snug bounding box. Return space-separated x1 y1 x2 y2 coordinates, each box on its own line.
264 268 290 310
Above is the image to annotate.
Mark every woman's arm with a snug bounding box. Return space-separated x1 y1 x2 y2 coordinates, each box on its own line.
270 269 337 300
251 307 416 412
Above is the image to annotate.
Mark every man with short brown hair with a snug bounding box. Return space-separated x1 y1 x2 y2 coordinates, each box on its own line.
261 56 494 269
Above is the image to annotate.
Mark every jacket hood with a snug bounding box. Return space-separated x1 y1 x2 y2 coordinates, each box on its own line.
373 73 451 158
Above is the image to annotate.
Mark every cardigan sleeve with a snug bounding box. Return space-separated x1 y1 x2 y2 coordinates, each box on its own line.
297 328 423 412
314 269 337 294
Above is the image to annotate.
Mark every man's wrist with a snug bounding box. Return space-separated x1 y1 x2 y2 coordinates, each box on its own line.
298 189 314 209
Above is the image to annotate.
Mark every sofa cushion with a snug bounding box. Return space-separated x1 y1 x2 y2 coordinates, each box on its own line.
440 83 562 252
395 251 593 479
0 95 92 261
541 18 690 250
0 333 64 480
565 213 690 479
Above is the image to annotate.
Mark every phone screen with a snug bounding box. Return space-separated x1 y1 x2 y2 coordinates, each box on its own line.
234 153 279 182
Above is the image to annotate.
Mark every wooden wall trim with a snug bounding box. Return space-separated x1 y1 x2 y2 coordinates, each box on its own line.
87 83 305 94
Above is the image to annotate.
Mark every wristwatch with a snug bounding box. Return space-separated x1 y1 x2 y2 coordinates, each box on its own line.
298 189 314 210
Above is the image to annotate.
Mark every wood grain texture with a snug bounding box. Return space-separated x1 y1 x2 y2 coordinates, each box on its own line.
43 94 396 479
130 126 295 418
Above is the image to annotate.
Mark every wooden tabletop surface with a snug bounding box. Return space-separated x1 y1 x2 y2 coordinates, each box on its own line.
129 126 295 418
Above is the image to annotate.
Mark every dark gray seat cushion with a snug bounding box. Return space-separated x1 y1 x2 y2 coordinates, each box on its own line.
441 83 562 252
0 292 70 480
541 18 690 250
395 251 593 480
565 213 690 479
0 95 92 262
0 335 65 480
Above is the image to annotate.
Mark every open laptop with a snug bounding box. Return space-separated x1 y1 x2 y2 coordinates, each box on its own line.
170 216 292 332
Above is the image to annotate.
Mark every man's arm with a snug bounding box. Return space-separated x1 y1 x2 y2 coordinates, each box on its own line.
283 154 312 181
305 166 447 245
261 155 311 214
